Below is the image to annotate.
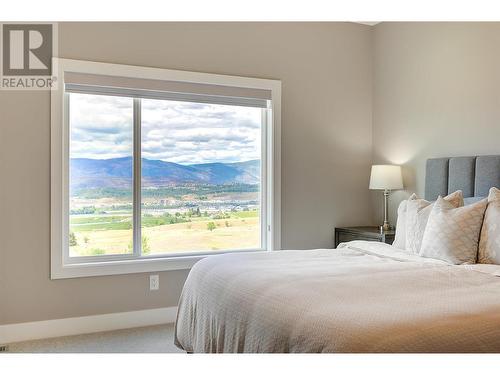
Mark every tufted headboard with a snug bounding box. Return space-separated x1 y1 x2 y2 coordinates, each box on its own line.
425 155 500 201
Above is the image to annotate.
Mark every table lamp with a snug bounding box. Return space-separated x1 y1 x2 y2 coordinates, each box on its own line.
369 165 403 231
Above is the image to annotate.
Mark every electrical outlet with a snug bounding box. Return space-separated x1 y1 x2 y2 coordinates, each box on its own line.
150 274 159 290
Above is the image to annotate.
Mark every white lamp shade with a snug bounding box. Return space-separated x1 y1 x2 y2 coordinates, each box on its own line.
369 165 403 190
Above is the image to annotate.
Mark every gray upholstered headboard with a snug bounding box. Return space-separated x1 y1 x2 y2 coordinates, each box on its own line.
425 155 500 200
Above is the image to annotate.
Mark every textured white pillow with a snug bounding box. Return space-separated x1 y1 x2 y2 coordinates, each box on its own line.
392 193 417 250
478 187 500 264
420 196 487 264
405 190 463 254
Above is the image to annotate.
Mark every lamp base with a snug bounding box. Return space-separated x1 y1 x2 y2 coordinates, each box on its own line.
380 189 394 233
380 223 394 232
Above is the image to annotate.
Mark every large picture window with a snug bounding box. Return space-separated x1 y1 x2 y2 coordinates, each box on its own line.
51 59 281 278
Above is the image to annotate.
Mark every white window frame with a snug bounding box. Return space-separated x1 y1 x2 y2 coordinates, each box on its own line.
51 58 281 279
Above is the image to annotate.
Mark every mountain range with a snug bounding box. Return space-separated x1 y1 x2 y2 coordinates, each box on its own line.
70 157 260 189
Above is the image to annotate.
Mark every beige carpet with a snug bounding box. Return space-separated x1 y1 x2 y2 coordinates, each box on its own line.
8 323 184 353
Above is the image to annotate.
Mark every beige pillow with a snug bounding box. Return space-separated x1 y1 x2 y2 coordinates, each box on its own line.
405 190 464 254
478 187 500 264
392 193 417 250
420 196 487 264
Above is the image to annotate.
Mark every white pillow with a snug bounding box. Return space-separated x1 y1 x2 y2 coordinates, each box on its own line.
405 190 463 254
392 193 417 250
420 196 487 264
478 187 500 264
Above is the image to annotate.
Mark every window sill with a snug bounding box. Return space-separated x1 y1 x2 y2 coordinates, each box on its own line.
51 249 266 279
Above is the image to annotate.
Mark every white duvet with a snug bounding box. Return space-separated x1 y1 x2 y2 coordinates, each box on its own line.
175 241 500 353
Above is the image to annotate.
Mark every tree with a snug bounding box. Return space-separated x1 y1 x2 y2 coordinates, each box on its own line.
142 235 151 255
207 222 216 231
69 232 78 246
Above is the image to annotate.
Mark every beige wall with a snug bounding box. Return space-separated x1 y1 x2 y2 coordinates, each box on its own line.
372 22 500 223
0 22 374 324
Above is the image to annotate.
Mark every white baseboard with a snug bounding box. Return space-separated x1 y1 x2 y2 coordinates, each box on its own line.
0 306 178 344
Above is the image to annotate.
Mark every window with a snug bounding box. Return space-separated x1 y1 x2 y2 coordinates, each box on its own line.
69 93 134 257
69 96 263 258
51 59 281 278
139 99 263 255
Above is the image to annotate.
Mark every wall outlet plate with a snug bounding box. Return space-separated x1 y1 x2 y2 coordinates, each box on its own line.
150 274 159 290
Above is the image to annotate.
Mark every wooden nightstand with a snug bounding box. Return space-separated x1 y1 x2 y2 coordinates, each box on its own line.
334 226 395 248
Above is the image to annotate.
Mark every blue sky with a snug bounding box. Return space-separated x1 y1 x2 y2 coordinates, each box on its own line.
69 93 261 164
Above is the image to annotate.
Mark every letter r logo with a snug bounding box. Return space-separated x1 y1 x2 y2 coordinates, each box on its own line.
2 24 52 76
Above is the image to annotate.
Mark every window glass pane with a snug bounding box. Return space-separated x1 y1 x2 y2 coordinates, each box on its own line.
141 99 262 255
69 93 134 257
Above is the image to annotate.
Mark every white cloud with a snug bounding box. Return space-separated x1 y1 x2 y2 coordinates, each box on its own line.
69 94 261 164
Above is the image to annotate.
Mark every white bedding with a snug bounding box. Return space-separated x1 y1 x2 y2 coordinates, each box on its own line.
338 241 449 264
175 241 500 353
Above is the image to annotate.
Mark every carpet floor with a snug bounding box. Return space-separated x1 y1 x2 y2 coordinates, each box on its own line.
7 323 184 353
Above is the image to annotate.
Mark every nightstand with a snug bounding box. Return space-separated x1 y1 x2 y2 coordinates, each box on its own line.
334 226 395 248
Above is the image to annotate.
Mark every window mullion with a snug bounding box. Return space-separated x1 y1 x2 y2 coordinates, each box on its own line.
133 98 142 257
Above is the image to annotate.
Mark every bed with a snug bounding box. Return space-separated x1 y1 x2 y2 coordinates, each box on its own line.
174 155 500 353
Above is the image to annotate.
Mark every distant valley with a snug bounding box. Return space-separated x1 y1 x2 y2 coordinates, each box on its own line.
70 157 260 190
